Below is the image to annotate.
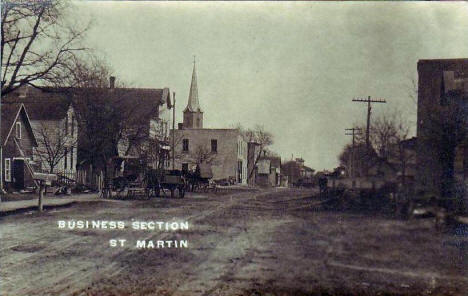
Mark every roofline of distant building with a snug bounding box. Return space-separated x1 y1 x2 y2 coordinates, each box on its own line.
12 85 169 92
418 58 468 71
173 128 240 131
418 58 468 63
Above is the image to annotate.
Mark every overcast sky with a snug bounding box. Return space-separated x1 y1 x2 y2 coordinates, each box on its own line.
75 1 468 170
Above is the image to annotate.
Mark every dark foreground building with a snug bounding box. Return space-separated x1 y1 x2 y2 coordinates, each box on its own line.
1 103 38 191
416 58 468 197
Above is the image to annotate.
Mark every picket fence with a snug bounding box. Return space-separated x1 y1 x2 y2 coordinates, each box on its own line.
55 169 104 192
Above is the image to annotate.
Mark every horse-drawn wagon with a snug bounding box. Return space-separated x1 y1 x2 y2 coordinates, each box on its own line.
147 169 187 198
185 164 214 192
110 168 187 199
105 156 186 199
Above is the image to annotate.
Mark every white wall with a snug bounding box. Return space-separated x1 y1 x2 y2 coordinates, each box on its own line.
31 105 78 174
172 129 247 184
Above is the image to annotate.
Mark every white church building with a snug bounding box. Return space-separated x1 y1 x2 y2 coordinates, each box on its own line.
171 61 247 184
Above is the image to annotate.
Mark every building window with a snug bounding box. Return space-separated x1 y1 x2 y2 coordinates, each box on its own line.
182 163 189 172
238 160 243 183
64 147 68 170
183 139 189 152
65 115 69 135
71 115 75 137
211 139 217 153
5 158 11 182
70 147 74 170
15 122 21 139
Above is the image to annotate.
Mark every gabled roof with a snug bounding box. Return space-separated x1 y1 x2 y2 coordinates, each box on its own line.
1 103 20 144
3 86 171 123
1 103 38 147
107 87 170 109
304 166 314 172
3 87 72 120
260 156 281 168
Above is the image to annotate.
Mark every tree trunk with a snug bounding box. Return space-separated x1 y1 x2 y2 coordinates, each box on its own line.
102 159 113 199
248 148 264 181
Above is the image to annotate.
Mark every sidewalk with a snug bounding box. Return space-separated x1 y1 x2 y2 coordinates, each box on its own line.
0 193 99 215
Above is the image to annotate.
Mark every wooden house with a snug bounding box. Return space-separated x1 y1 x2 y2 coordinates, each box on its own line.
255 155 281 187
1 103 38 191
3 86 78 176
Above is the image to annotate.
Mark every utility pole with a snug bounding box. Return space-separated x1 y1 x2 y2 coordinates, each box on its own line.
345 128 362 183
172 92 176 171
352 96 386 152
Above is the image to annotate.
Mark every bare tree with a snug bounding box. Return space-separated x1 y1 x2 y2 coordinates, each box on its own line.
192 144 216 165
1 0 90 95
34 121 76 174
369 111 409 159
408 77 418 106
381 111 413 188
54 58 145 197
56 55 111 89
341 109 412 179
238 124 274 180
77 90 147 197
338 141 368 177
352 109 411 159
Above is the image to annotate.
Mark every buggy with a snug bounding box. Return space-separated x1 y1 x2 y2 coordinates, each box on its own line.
146 169 187 198
185 164 214 192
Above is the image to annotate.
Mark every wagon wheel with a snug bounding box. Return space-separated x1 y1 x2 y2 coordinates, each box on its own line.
399 200 413 220
145 187 151 200
154 185 161 198
178 185 185 198
170 187 175 198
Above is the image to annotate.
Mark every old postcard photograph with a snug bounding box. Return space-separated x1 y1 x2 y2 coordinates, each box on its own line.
1 1 468 295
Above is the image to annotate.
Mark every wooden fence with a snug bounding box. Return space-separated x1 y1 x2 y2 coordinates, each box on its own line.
55 169 104 192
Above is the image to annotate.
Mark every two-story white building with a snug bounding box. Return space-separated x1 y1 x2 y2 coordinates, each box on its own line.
115 86 173 170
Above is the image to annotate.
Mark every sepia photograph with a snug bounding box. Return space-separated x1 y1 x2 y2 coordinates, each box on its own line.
1 1 468 295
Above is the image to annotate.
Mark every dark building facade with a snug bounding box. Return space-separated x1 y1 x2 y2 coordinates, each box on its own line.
1 103 38 191
416 58 468 196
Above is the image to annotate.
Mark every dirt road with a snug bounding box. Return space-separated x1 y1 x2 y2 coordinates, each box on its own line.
1 188 467 295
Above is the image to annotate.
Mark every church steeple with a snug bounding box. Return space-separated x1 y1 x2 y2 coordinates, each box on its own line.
184 57 202 113
183 57 203 129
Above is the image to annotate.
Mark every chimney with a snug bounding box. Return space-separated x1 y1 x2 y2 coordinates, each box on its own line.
18 86 29 98
109 76 116 89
